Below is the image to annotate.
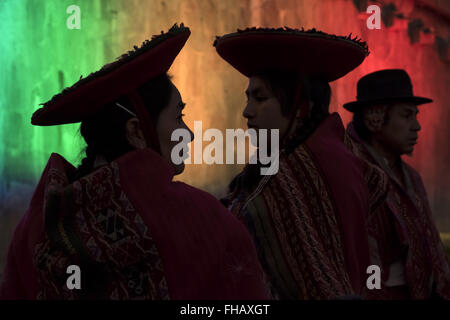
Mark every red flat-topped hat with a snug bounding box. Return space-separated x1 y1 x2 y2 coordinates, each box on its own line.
31 23 190 151
214 27 369 82
32 23 190 126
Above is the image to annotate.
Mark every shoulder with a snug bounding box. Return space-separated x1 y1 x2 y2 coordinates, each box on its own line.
167 182 256 265
403 161 422 180
170 181 233 218
171 181 221 205
402 161 427 194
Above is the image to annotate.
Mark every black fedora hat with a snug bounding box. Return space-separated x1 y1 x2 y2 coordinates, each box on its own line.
343 69 432 112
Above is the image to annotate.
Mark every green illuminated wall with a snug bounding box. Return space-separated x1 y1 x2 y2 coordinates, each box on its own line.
0 0 123 190
0 0 130 272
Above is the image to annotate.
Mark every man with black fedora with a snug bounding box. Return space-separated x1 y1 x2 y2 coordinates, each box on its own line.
344 69 450 299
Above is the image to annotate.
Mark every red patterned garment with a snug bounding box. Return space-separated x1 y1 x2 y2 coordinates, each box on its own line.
225 113 387 299
0 148 268 300
346 122 450 299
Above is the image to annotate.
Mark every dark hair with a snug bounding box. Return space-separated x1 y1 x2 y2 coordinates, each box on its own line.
228 72 331 193
71 73 173 182
258 72 331 153
352 111 371 141
352 104 390 142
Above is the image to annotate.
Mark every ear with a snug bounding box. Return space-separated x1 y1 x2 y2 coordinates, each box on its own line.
125 118 147 149
362 104 387 133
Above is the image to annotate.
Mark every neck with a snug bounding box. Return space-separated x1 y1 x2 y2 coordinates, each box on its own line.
368 138 399 168
93 154 108 168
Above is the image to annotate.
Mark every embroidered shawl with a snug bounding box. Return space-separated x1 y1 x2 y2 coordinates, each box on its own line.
346 122 450 299
226 113 386 299
0 149 268 300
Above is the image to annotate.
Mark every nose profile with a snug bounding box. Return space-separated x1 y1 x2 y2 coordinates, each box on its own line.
188 127 194 142
185 123 194 143
412 116 421 132
243 102 256 119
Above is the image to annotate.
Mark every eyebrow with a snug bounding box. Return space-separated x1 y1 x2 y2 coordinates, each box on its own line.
402 107 418 114
245 87 264 97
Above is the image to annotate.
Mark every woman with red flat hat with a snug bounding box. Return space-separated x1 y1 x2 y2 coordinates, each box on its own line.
0 24 267 300
215 27 387 299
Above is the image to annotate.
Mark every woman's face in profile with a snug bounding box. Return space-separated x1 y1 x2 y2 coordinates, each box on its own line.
156 83 194 175
126 82 194 175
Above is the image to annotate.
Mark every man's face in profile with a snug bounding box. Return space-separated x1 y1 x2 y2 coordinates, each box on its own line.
378 102 421 156
243 76 291 146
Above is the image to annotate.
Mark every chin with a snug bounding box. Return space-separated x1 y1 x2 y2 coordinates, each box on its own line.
249 133 259 148
402 146 415 156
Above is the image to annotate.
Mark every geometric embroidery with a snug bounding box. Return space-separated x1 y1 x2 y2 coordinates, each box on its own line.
228 144 354 299
34 161 170 300
346 126 450 299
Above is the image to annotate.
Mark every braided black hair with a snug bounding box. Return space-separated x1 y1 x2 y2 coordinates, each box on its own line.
71 73 173 182
274 75 331 154
352 111 371 141
352 105 391 143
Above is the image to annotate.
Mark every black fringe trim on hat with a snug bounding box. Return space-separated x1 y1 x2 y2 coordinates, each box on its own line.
35 23 188 114
214 26 369 56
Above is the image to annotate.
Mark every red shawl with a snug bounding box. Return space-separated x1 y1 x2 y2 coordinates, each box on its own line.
0 148 267 300
227 113 386 299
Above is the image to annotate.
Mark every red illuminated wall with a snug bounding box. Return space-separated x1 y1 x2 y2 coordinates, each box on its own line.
241 0 450 230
